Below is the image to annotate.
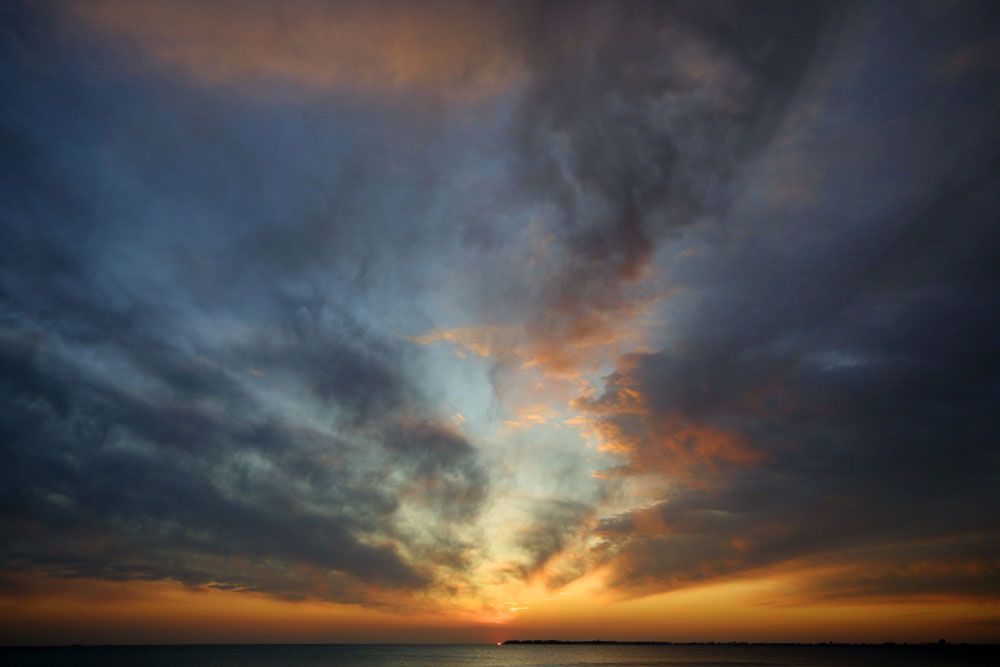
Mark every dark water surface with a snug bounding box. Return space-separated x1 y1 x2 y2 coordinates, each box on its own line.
4 644 999 666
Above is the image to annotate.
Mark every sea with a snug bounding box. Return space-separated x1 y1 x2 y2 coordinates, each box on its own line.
4 643 1000 667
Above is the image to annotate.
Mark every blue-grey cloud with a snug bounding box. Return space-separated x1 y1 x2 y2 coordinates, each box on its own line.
0 0 487 604
582 1 1000 601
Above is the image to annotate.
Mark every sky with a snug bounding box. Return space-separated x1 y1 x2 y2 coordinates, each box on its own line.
1 0 999 646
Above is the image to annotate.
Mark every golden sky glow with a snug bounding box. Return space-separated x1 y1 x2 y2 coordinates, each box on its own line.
4 570 998 645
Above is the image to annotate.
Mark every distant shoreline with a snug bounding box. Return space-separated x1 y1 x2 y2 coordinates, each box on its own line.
500 639 997 647
3 641 999 649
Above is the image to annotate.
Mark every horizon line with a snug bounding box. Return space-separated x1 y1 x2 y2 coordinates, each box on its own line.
4 640 1000 649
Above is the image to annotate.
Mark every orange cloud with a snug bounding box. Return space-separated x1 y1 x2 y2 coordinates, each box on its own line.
502 403 560 431
412 295 660 380
70 0 524 101
411 325 524 361
573 373 762 484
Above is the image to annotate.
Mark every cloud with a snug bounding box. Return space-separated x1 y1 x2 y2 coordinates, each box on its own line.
573 362 763 480
516 499 593 574
501 1 839 375
409 2 837 380
0 311 485 602
69 0 525 102
574 2 1000 602
0 5 489 605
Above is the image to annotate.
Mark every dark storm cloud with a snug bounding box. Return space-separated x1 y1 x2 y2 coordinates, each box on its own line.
505 0 840 367
0 290 479 597
0 2 486 603
580 2 1000 601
